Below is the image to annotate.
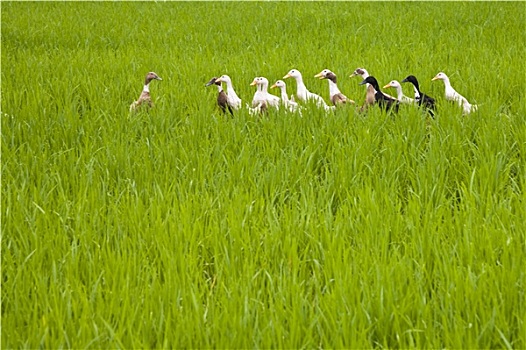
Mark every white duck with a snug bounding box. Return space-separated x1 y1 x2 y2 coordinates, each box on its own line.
283 69 330 109
250 77 280 113
382 80 415 104
216 75 242 110
315 69 355 106
130 72 162 111
432 72 478 114
270 80 300 113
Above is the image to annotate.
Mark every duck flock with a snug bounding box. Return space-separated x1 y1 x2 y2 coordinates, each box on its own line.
130 68 478 116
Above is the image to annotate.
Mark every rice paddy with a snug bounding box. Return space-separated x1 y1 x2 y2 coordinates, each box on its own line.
1 1 525 348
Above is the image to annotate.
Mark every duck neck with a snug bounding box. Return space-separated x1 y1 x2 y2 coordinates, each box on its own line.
294 76 308 97
279 88 289 101
327 79 341 96
143 83 150 93
410 80 421 95
442 77 452 89
369 81 380 93
412 85 420 98
258 82 268 93
394 85 404 100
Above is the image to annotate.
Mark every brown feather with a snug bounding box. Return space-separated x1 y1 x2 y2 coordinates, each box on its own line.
218 91 233 115
365 84 375 105
136 91 152 107
331 93 348 106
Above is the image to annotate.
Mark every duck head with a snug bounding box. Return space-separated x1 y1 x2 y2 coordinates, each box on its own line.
359 76 380 90
283 69 302 80
205 77 219 87
271 80 286 89
315 69 338 83
250 77 269 87
383 80 401 90
315 69 330 79
401 75 417 84
401 75 421 91
432 72 448 81
216 75 232 84
145 72 162 84
350 68 369 79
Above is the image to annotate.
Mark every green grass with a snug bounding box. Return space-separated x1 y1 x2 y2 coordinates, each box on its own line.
1 1 525 348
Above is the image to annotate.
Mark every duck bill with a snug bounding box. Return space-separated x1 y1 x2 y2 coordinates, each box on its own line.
250 80 257 86
205 77 217 86
155 77 163 81
401 78 408 83
358 80 367 86
349 73 357 78
283 73 291 79
382 84 391 89
270 84 277 89
314 72 324 79
431 76 439 81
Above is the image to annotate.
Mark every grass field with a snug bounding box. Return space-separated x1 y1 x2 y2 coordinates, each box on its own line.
1 1 525 348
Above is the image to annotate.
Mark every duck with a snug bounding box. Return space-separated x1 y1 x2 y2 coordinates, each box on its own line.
216 75 242 110
401 75 436 117
250 77 280 113
349 68 388 108
382 80 415 104
359 76 399 113
283 69 330 108
270 80 300 113
205 77 233 115
314 69 355 106
432 72 478 115
129 72 162 111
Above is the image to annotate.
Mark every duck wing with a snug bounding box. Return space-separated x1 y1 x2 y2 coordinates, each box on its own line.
376 92 399 112
331 93 349 106
218 91 229 113
420 94 435 109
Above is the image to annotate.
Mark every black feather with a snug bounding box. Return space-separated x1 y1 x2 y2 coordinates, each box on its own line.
402 75 435 117
360 76 399 113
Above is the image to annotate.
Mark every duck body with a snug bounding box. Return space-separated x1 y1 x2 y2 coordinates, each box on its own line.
359 76 399 113
401 75 436 117
271 80 300 113
283 69 329 108
383 80 415 104
250 77 280 114
432 72 477 114
216 75 242 110
315 69 355 106
130 72 162 111
206 77 233 115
